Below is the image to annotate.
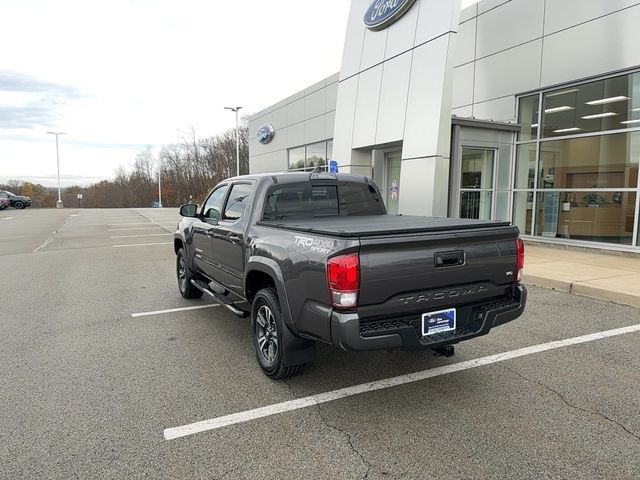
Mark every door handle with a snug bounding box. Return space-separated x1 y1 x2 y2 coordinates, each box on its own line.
229 235 241 245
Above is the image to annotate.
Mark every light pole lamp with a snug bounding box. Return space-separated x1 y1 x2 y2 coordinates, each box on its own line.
47 131 66 208
224 106 242 177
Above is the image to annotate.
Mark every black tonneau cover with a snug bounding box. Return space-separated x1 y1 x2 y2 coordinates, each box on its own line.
258 215 511 238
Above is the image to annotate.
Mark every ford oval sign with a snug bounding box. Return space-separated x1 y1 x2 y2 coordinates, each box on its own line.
257 124 275 145
364 0 417 31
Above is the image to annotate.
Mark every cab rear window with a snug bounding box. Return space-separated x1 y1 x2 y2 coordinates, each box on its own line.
262 182 385 220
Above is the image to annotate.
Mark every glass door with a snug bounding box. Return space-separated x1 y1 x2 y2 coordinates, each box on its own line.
385 152 402 215
459 148 496 220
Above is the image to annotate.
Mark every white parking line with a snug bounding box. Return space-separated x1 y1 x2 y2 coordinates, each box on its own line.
131 304 220 317
1 217 14 220
109 226 168 231
112 242 172 248
163 323 640 441
111 233 172 239
108 222 155 226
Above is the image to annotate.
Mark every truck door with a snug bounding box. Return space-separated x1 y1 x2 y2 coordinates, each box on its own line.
212 182 254 298
192 184 229 279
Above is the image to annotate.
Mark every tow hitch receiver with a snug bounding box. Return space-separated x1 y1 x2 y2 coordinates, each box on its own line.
432 345 455 358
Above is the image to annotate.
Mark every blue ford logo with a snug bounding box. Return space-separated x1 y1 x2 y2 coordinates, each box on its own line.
257 124 275 145
364 0 417 31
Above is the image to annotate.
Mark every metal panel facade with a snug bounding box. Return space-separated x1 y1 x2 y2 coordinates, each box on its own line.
541 5 640 87
248 0 640 243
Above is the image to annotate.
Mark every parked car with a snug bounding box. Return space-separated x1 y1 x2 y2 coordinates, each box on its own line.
173 172 527 379
0 193 9 210
0 191 32 209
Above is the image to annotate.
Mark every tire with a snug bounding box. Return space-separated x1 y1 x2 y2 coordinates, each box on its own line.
14 201 25 209
176 248 203 299
251 287 305 380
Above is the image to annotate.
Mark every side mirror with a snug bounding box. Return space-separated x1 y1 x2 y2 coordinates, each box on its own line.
180 203 198 218
204 208 220 224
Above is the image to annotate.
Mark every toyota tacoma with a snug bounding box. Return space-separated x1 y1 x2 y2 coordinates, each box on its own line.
173 172 527 379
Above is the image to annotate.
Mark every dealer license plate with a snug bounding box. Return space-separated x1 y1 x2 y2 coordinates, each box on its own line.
422 308 456 336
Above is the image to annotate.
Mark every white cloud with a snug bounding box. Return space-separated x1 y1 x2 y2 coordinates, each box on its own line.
0 0 351 186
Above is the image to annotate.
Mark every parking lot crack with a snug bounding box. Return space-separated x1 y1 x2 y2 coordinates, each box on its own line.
315 404 372 479
503 365 640 442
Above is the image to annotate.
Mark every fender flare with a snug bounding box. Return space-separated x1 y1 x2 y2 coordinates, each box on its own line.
245 256 296 331
174 231 196 270
245 256 316 367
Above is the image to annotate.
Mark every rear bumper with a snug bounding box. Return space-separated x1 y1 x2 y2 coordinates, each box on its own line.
330 284 527 351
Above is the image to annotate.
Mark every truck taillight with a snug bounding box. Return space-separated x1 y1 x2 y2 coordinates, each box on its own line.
516 237 525 283
327 253 359 309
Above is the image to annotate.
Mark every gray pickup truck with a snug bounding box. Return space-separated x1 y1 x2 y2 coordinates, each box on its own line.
174 172 527 379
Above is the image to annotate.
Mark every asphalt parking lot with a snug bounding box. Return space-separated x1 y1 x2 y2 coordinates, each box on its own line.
1 208 639 479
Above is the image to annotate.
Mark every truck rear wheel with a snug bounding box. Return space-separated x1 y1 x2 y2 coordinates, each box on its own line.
176 248 203 299
251 287 304 380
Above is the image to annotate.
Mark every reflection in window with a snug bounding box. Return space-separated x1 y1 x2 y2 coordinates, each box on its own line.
518 94 539 141
287 141 332 172
224 184 252 221
541 73 640 138
515 144 536 189
288 147 305 170
512 192 533 235
306 142 327 171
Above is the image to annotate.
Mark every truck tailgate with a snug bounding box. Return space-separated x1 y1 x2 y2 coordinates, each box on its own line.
357 226 520 318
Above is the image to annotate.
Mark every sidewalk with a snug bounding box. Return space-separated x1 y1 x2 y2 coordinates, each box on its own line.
523 243 640 308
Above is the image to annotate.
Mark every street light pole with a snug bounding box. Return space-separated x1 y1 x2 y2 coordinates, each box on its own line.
47 131 66 208
158 170 162 208
224 106 242 176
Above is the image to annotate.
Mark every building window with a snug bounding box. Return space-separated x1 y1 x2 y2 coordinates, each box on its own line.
288 146 305 170
287 141 332 172
514 71 640 247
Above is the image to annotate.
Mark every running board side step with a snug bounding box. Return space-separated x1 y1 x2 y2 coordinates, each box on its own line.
190 279 248 318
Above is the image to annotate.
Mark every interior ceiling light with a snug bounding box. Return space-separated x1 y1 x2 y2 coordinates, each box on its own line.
621 119 640 124
546 88 580 98
554 127 582 133
581 112 618 120
544 106 574 114
633 107 640 112
586 96 628 106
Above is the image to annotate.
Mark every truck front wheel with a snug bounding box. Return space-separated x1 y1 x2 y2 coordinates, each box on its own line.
176 248 203 299
251 287 304 380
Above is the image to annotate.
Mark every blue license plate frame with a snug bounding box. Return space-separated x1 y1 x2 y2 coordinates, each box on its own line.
421 308 456 336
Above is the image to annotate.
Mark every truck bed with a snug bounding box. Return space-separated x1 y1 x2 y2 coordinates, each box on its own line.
258 215 511 238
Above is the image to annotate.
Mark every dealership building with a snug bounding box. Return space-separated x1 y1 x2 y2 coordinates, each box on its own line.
248 0 640 252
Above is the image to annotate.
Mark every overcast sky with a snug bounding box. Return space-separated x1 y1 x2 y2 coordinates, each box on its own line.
0 0 481 187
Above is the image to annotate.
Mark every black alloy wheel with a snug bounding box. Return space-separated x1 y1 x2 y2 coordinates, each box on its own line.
251 287 304 380
255 304 279 365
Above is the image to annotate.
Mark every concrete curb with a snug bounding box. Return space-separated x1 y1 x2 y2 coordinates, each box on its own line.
523 274 640 309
